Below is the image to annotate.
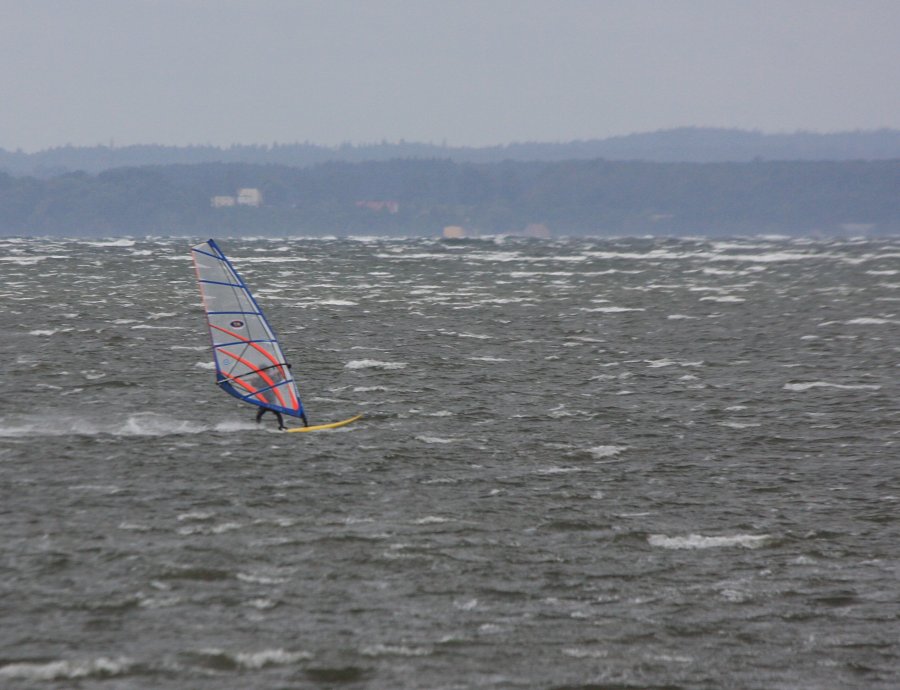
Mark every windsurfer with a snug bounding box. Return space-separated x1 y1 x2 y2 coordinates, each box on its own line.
256 405 286 430
249 365 310 430
251 370 288 430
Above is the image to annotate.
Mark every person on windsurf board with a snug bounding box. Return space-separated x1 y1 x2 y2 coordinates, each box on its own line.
255 405 287 430
192 239 356 433
250 368 308 430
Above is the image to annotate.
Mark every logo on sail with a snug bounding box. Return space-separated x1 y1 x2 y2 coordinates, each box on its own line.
230 320 245 328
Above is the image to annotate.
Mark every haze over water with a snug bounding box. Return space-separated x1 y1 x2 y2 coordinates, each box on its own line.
1 235 898 688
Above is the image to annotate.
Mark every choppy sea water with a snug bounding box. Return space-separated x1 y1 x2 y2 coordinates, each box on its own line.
1 235 898 689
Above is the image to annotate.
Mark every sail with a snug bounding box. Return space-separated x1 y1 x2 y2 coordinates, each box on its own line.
190 239 305 419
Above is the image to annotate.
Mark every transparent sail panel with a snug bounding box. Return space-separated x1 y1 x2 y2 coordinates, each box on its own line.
191 240 303 416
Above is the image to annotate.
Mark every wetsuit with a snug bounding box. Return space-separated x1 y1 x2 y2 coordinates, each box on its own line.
251 370 287 430
256 406 286 430
250 365 307 430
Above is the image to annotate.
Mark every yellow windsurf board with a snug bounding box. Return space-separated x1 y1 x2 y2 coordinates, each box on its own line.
285 414 363 433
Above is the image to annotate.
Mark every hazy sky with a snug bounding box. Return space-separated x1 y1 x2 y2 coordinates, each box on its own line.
3 0 899 151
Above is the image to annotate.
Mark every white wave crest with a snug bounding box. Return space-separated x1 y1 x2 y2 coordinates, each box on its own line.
0 656 134 681
177 511 215 522
587 445 628 458
82 238 135 247
784 382 881 392
648 534 771 549
0 255 51 265
234 649 311 668
237 572 288 585
700 295 746 303
413 516 453 524
119 414 206 436
0 413 255 438
562 647 608 659
415 435 457 444
454 598 479 610
213 419 259 432
583 306 645 313
360 644 432 657
717 421 761 429
345 359 407 369
709 251 827 263
845 317 899 325
28 328 74 335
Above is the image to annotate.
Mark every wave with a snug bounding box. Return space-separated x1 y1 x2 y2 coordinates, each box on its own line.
80 238 136 247
360 644 432 657
28 328 73 336
784 382 881 392
345 359 407 369
586 445 628 459
181 647 311 670
0 656 134 681
233 649 311 668
700 295 746 303
648 534 771 549
844 317 900 325
415 435 458 444
0 255 64 265
0 413 257 438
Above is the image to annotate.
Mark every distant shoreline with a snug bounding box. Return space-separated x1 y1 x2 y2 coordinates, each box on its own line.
3 128 900 179
2 154 898 238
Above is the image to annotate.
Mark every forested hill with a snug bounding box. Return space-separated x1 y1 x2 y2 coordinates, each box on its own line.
1 158 898 237
2 128 900 177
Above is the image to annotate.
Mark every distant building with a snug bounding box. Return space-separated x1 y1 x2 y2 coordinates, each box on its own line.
442 226 466 239
211 195 236 208
212 188 263 208
355 200 399 213
237 188 263 207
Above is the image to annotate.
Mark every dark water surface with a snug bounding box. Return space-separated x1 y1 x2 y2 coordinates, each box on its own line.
1 236 898 689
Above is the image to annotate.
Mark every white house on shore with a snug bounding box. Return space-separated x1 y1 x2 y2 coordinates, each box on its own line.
211 188 263 208
211 195 236 208
237 188 262 206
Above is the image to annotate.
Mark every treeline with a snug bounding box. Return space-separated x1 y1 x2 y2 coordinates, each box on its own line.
3 128 900 177
1 158 899 237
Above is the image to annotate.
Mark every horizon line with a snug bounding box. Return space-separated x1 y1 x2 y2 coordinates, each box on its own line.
4 126 900 155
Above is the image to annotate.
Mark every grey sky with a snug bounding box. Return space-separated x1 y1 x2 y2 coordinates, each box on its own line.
3 0 899 151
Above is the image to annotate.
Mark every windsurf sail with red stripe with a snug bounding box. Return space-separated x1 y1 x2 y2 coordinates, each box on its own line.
191 239 306 419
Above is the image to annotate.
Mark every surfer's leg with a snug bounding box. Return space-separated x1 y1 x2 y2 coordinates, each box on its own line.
275 411 286 430
256 407 265 423
301 413 309 428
